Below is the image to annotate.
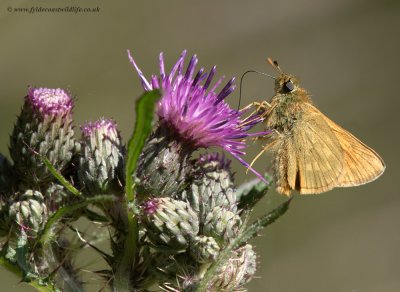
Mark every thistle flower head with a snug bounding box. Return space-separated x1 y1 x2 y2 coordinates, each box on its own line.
128 50 268 183
141 197 199 252
10 87 77 186
81 118 117 137
128 50 256 157
78 118 124 195
27 87 73 116
9 190 48 236
209 244 257 290
183 153 237 222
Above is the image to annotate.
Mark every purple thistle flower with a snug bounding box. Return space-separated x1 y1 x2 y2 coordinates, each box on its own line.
27 87 73 116
81 118 118 137
128 50 267 183
142 198 159 216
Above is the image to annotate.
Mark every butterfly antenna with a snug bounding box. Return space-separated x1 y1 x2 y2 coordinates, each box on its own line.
267 57 283 73
238 70 275 110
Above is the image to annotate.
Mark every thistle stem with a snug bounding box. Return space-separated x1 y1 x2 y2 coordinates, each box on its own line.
113 90 160 291
113 209 138 291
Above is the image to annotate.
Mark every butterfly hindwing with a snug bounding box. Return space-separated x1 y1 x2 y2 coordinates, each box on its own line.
291 104 344 194
273 103 345 195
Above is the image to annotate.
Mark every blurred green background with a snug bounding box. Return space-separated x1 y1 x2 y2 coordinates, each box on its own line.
0 0 399 291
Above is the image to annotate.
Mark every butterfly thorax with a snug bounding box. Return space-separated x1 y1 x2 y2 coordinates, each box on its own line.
264 77 311 133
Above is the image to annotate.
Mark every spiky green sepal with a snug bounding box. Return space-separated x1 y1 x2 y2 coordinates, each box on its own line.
142 197 199 252
136 122 193 198
184 153 237 223
190 235 220 264
203 206 242 245
78 118 124 195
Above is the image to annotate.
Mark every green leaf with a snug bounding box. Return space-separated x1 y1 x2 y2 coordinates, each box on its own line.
196 198 292 291
236 198 292 243
40 156 81 196
125 89 161 201
236 173 272 211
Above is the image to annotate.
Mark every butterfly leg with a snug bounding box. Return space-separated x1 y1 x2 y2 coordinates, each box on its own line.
240 102 261 124
251 129 280 142
240 101 273 126
245 139 278 174
256 100 272 111
240 101 271 114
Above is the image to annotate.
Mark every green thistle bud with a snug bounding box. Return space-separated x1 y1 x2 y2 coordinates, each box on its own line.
190 235 220 263
0 153 14 194
9 190 48 236
136 122 192 198
203 206 241 245
238 244 257 286
142 197 199 252
44 183 70 213
78 118 124 195
10 88 77 186
209 244 257 291
185 153 237 223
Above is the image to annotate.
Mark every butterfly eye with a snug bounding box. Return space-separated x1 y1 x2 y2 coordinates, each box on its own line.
283 80 295 93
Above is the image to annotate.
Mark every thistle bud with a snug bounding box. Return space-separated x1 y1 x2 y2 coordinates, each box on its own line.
142 197 199 252
78 118 124 195
135 122 193 198
10 88 77 186
45 183 69 213
9 190 48 236
203 206 241 245
209 244 257 290
185 153 237 223
190 235 220 263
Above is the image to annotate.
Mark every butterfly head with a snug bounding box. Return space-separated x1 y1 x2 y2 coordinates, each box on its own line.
275 74 301 95
267 57 301 95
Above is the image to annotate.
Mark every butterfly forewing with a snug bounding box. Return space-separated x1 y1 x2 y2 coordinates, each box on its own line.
322 115 385 186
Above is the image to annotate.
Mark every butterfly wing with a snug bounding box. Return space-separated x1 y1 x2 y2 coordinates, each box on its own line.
275 103 385 195
321 114 385 187
290 104 345 194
